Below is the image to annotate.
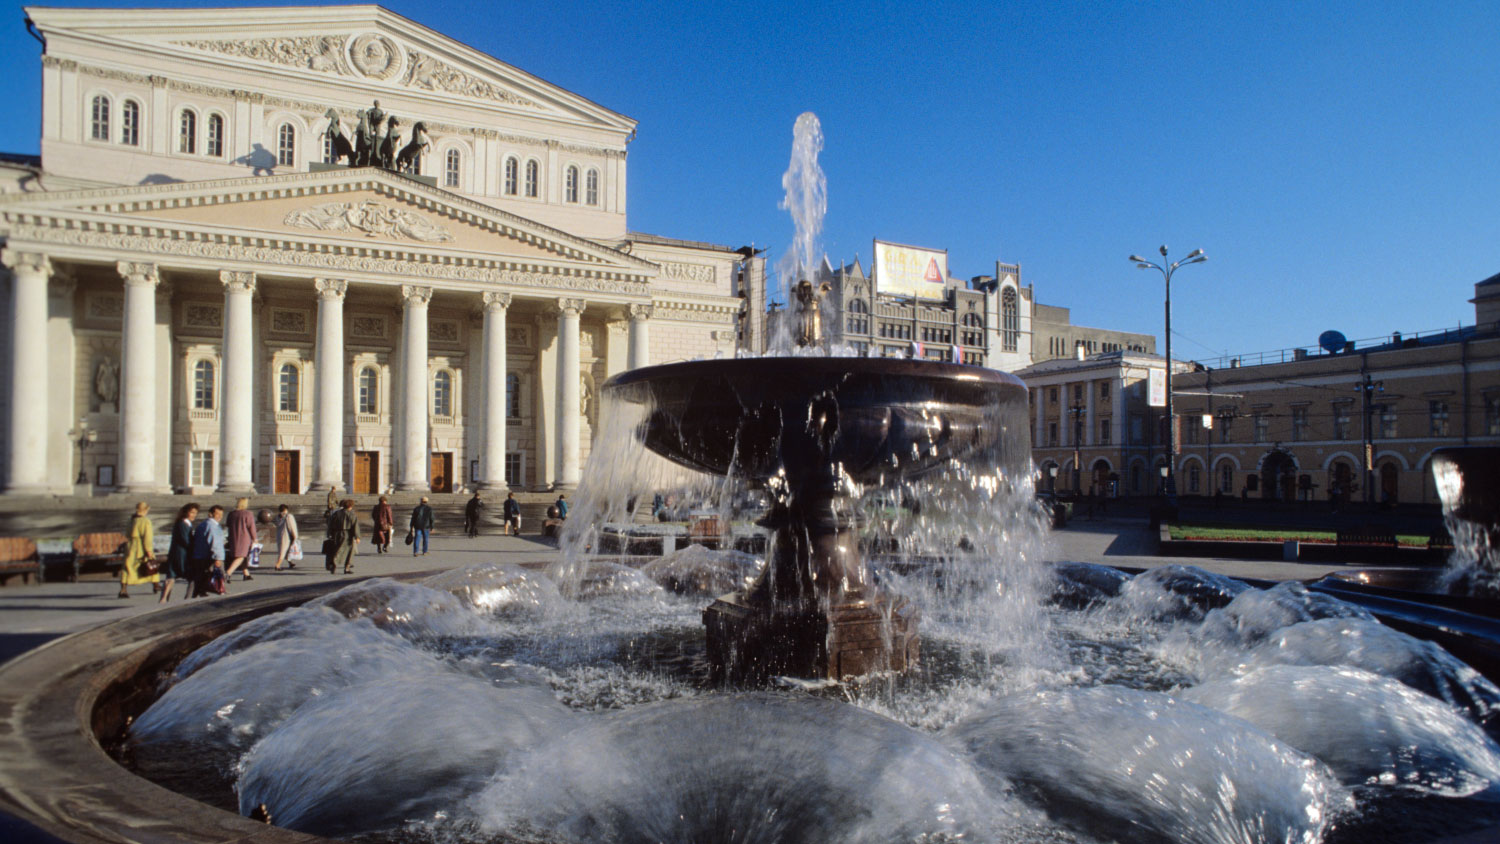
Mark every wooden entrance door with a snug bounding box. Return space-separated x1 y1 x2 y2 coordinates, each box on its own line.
352 451 379 494
273 450 300 494
430 452 453 493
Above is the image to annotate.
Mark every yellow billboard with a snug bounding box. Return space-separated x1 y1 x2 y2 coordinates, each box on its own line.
874 240 948 301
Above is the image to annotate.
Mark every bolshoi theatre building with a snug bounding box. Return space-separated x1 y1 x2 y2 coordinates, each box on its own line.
0 5 763 496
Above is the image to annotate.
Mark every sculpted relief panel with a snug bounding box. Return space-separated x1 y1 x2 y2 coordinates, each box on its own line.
659 261 716 285
174 36 349 74
282 200 455 243
349 33 401 80
404 50 536 108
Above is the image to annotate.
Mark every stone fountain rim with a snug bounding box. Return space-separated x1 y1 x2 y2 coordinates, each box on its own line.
3 566 1500 844
603 356 1029 391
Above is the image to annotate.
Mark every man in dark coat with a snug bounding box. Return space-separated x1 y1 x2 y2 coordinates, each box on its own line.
502 492 521 536
464 492 483 538
325 498 360 574
409 496 434 556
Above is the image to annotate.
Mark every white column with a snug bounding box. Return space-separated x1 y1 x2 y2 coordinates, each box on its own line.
313 278 347 491
1085 378 1096 446
1033 388 1044 447
116 262 161 494
627 303 653 370
398 285 432 491
480 292 511 490
217 270 256 493
555 297 585 489
2 250 51 493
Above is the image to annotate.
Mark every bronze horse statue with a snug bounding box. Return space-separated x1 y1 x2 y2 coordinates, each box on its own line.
395 121 430 174
376 115 401 170
322 109 356 165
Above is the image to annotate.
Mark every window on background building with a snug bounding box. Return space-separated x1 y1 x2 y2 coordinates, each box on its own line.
207 114 224 157
1218 410 1235 443
1253 412 1269 443
1429 400 1449 437
192 360 215 410
277 123 295 167
1099 418 1111 444
445 148 461 188
504 452 523 487
565 165 579 202
846 299 870 334
1183 415 1199 444
1002 287 1019 351
506 373 521 418
323 133 335 164
1488 395 1500 436
1379 404 1398 439
1131 463 1142 493
524 160 539 197
586 168 599 205
278 363 299 412
1049 387 1057 403
1219 463 1234 493
121 100 140 146
433 370 453 418
1073 384 1083 402
503 157 518 195
189 450 214 487
1333 403 1353 439
1048 422 1058 446
1292 407 1309 441
1100 381 1110 400
178 109 196 153
961 312 982 346
1130 414 1143 443
1188 463 1201 493
90 95 110 140
357 367 378 415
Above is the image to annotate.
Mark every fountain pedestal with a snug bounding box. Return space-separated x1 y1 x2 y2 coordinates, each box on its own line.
704 593 918 683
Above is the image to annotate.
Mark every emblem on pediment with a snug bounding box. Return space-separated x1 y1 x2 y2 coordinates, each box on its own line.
175 36 349 74
349 33 401 80
283 200 454 243
404 50 536 108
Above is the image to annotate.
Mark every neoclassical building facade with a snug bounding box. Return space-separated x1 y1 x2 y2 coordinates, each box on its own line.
0 6 751 495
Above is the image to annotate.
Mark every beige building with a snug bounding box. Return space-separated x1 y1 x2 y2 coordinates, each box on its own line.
1171 274 1500 506
0 5 757 496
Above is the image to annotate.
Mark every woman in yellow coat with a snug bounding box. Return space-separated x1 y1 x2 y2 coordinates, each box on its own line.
119 500 158 598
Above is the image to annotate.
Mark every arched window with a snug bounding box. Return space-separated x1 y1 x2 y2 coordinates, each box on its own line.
503 157 518 195
1188 463 1201 493
90 95 111 141
524 159 539 197
433 370 453 418
192 360 215 410
506 372 521 419
1002 287 1019 352
585 168 599 205
206 114 225 157
322 132 335 164
1219 462 1234 494
120 100 141 146
565 165 579 203
357 366 379 415
276 123 296 167
178 109 196 154
845 298 870 334
444 148 461 188
278 363 300 412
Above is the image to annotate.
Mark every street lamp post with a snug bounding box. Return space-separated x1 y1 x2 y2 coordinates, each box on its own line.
68 419 97 486
1128 245 1207 503
1068 404 1086 492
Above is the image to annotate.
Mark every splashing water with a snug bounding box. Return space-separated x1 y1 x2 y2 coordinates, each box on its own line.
769 111 828 353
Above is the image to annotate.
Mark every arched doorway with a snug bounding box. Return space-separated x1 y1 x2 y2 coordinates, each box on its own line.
1329 460 1355 509
1379 462 1399 506
1261 451 1296 501
1090 460 1111 496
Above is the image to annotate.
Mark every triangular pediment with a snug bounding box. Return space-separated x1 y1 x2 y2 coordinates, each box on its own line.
0 167 656 278
25 5 635 131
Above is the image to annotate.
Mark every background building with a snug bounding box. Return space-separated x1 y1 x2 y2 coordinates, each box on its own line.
0 5 753 496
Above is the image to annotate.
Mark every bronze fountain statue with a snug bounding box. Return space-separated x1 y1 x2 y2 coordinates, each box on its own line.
603 280 1028 681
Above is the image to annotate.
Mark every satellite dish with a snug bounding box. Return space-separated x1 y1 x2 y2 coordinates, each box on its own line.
1318 330 1347 354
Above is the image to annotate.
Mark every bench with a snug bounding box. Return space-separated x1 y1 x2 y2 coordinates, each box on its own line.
1335 527 1398 549
69 531 128 582
0 537 40 586
686 516 728 550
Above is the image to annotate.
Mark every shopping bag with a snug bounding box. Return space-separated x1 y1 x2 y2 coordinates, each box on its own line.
247 543 262 568
287 539 303 561
405 530 414 546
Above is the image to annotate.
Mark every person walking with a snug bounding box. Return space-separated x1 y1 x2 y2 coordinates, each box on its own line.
372 495 394 553
326 498 360 574
118 501 158 599
464 491 483 538
189 504 225 598
224 497 256 582
158 503 198 603
273 504 299 571
502 492 521 536
325 484 339 516
555 494 568 520
409 496 434 556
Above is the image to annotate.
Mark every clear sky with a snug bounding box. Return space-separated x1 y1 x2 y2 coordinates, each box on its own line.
3 1 1497 362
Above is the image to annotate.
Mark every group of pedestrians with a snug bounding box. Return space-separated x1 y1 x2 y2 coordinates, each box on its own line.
120 497 282 602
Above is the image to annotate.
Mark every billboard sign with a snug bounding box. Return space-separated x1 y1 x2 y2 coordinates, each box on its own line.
874 240 948 301
1148 368 1166 407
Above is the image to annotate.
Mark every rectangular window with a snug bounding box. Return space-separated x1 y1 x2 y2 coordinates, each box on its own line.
1219 463 1234 494
1130 414 1143 444
1253 413 1269 443
1049 387 1058 404
189 450 214 487
1100 382 1110 400
1333 404 1352 439
1379 405 1398 439
1429 400 1449 437
1073 384 1083 402
1099 418 1111 444
1183 416 1199 445
1218 411 1234 443
206 115 224 157
1048 422 1058 447
1291 407 1309 441
504 451 523 487
1488 395 1500 436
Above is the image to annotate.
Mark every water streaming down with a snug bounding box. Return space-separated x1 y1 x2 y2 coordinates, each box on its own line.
123 114 1500 843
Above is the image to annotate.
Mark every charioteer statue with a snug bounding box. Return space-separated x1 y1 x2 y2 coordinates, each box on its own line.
323 100 432 176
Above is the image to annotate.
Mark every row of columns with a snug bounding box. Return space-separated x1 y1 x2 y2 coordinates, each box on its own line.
2 251 659 494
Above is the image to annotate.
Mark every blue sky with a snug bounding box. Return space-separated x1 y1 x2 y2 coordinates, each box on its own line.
3 1 1497 361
